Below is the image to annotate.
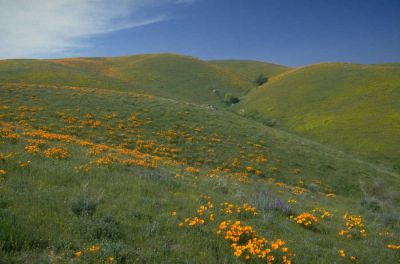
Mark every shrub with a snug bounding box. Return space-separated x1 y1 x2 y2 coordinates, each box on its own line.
360 197 382 212
381 212 400 227
144 221 160 236
255 74 268 86
264 118 277 127
89 216 122 241
223 93 240 105
71 195 98 217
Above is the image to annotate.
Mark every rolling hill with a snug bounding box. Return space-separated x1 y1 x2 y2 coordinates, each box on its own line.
0 55 399 263
238 62 400 172
209 59 289 83
0 54 253 106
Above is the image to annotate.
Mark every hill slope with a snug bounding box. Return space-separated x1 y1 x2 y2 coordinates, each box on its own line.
238 63 400 171
209 59 289 83
1 55 400 263
0 83 399 263
0 54 253 106
104 54 252 104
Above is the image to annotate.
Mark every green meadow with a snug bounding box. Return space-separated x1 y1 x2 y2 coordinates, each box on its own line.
238 63 400 173
0 55 399 263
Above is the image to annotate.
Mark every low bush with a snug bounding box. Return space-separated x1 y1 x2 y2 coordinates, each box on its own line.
71 195 98 217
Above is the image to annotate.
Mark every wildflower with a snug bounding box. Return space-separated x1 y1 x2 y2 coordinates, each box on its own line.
387 244 400 250
312 208 332 220
241 203 257 216
292 212 318 228
351 256 356 261
246 166 254 172
255 170 263 176
217 220 293 262
338 249 345 257
43 147 69 159
291 187 307 195
185 166 200 174
171 211 177 216
95 156 115 165
89 244 100 252
234 249 242 257
0 170 6 175
0 128 20 141
25 144 40 153
339 213 367 239
107 256 115 262
219 221 230 230
19 160 31 168
74 250 82 257
209 213 215 221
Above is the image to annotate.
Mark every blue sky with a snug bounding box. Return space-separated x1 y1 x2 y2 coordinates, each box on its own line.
1 0 400 66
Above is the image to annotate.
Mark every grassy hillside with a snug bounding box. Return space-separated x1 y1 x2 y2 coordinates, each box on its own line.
1 83 399 263
0 54 252 106
0 59 128 89
209 60 289 83
238 63 400 172
105 54 253 105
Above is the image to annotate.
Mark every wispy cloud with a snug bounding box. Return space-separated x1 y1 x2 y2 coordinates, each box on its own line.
0 0 194 59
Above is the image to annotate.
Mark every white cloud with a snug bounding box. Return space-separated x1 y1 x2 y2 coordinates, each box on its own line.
0 0 194 59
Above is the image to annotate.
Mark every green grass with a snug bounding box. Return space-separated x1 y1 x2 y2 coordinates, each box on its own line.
104 54 253 104
0 54 253 106
238 62 400 172
0 83 399 263
209 59 289 83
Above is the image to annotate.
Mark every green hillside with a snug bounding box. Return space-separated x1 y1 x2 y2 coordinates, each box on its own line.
0 59 127 89
1 83 399 263
238 63 400 172
0 54 252 106
1 55 400 263
104 54 252 105
209 60 289 83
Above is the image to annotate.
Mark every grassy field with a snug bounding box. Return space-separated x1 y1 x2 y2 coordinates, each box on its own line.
1 80 399 263
238 62 400 173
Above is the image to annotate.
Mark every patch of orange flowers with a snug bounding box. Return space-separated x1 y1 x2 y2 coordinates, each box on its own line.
217 220 293 263
311 207 333 220
177 196 294 263
220 202 257 216
338 213 366 239
72 244 115 262
185 166 200 174
291 187 307 195
0 127 20 141
386 244 400 250
43 147 69 159
25 144 40 153
290 212 318 228
178 199 214 227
